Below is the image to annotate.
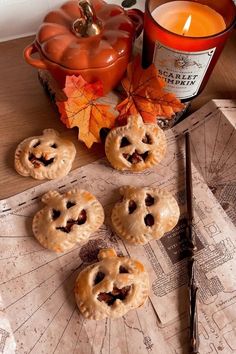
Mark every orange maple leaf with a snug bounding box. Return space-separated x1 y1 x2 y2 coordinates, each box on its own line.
57 75 116 148
116 55 184 124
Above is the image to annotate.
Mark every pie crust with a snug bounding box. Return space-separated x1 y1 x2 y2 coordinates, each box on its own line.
33 189 104 252
111 186 180 245
75 248 149 320
15 129 76 180
105 115 167 171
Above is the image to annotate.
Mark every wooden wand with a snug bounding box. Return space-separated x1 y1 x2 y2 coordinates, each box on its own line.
185 132 199 354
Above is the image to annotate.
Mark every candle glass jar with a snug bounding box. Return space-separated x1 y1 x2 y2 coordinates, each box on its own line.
142 0 236 102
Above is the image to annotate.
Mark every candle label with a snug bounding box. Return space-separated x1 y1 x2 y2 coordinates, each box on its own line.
153 43 216 100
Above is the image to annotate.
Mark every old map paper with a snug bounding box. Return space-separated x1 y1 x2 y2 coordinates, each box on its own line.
0 100 236 353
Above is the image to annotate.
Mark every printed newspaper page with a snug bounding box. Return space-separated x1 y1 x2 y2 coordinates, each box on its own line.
0 100 235 353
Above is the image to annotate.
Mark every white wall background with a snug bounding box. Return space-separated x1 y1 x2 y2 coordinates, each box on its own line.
0 0 144 42
0 0 67 42
0 0 235 42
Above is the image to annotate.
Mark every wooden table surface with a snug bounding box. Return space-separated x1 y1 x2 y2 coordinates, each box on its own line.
1 32 236 200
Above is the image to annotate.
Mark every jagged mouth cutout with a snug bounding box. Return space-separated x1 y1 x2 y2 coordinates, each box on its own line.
51 202 87 233
29 153 55 167
120 134 153 165
28 140 58 167
94 266 132 306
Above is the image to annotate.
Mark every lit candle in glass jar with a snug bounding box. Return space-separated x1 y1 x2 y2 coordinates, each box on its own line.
142 0 236 101
152 2 226 37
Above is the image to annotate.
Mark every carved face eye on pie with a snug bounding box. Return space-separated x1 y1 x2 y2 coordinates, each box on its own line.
111 186 180 245
32 189 104 253
14 129 76 180
105 115 167 172
75 248 149 320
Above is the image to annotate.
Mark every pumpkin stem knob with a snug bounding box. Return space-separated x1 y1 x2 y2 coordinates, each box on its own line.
73 0 101 37
98 248 117 260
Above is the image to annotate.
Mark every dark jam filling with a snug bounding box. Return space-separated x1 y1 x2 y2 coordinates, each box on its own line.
52 209 61 220
97 285 131 306
123 150 149 164
56 210 87 233
145 194 155 206
119 266 129 273
66 201 76 209
142 134 152 144
120 137 131 148
128 200 137 214
28 153 54 167
94 271 106 285
144 214 154 226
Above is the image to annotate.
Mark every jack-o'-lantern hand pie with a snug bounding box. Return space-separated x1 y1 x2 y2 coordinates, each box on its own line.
75 248 149 320
105 115 167 172
111 186 180 245
14 129 76 180
33 189 104 253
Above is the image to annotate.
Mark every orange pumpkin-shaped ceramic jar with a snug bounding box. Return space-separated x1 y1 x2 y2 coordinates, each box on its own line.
24 0 143 94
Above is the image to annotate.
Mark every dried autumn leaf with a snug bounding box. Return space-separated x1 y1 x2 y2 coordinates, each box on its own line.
57 75 116 148
116 55 184 123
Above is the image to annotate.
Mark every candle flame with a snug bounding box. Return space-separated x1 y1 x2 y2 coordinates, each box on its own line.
182 15 192 35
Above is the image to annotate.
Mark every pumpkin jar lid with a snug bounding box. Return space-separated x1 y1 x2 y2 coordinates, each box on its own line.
36 0 136 70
